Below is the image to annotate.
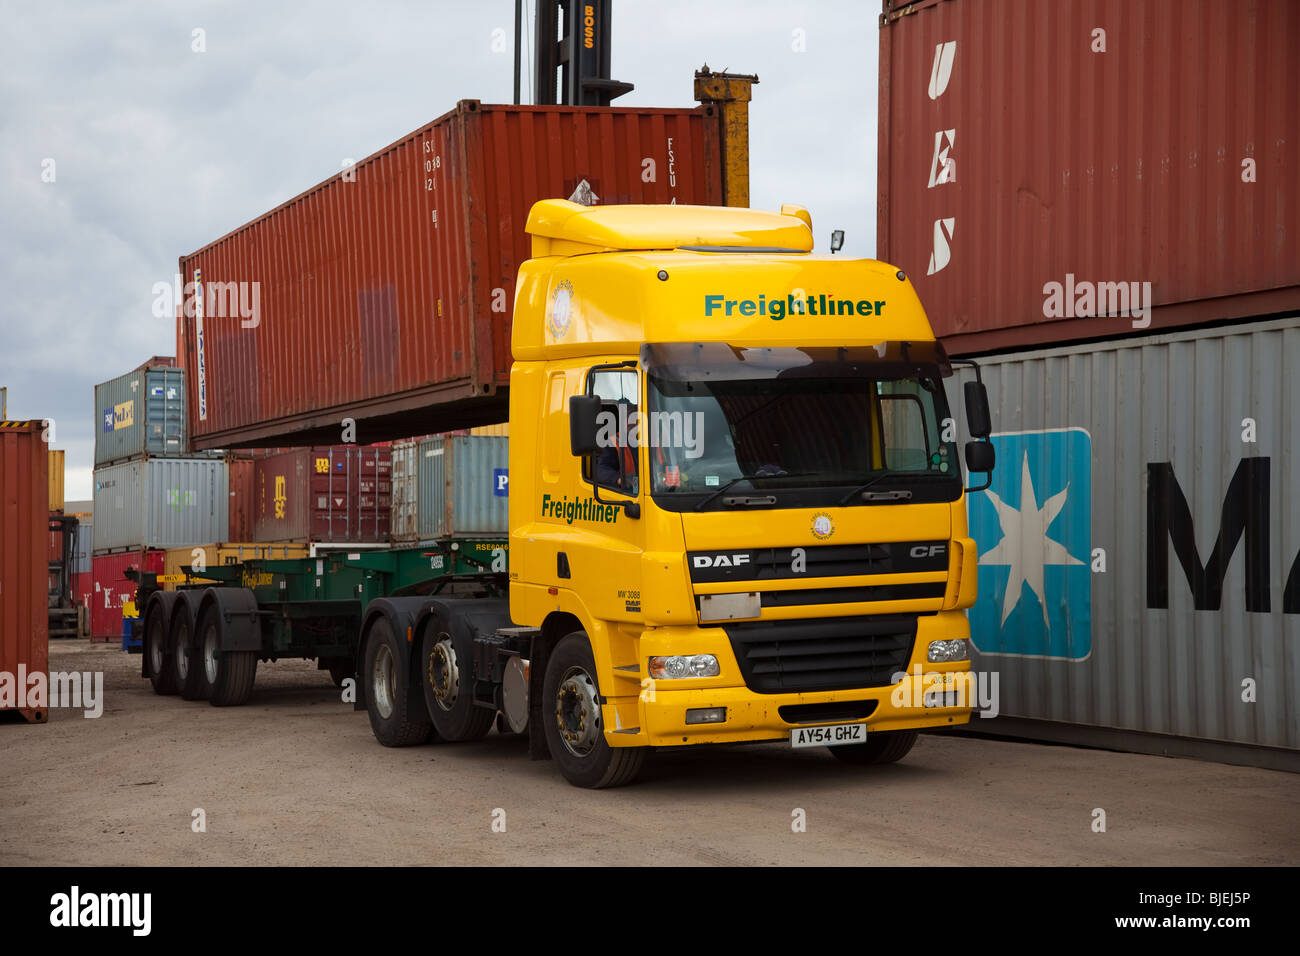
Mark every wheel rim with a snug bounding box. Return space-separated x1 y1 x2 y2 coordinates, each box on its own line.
555 665 602 758
428 634 458 711
373 643 396 720
148 611 164 674
203 624 220 684
174 621 189 680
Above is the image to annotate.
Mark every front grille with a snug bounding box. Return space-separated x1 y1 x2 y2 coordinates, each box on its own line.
723 614 918 694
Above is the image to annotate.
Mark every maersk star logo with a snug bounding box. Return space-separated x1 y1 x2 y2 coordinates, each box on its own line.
968 429 1092 660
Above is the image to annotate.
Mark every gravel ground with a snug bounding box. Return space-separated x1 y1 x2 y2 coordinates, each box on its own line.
2 639 1297 866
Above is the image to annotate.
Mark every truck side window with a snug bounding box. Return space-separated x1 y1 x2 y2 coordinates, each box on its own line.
585 368 639 495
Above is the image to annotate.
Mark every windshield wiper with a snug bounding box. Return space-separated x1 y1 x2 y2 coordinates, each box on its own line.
694 472 814 511
837 470 929 506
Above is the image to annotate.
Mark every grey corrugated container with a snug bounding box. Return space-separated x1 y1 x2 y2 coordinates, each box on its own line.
92 457 229 552
390 440 420 545
94 364 186 466
952 316 1299 766
71 520 93 574
417 435 509 539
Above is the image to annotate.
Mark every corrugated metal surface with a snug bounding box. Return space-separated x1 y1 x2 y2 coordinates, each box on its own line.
71 570 92 610
92 457 229 552
390 440 420 544
71 520 92 574
417 435 509 539
469 423 510 437
953 316 1300 753
93 365 187 465
91 550 164 640
161 542 309 589
253 446 392 542
227 456 256 541
0 421 48 721
878 0 1300 354
48 449 64 511
179 102 722 450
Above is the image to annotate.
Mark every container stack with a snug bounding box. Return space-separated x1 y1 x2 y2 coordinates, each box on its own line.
91 358 229 641
878 0 1300 765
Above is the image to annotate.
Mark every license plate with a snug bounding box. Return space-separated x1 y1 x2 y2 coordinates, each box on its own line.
790 722 867 749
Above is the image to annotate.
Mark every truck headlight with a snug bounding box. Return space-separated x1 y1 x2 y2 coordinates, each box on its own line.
927 639 969 663
648 655 720 679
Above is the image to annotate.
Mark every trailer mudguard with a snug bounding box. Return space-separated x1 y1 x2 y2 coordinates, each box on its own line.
197 587 263 652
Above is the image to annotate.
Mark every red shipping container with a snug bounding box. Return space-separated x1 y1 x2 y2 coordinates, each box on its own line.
179 101 723 450
91 550 164 642
877 0 1300 354
254 446 391 543
71 571 93 611
227 456 256 541
1 421 49 721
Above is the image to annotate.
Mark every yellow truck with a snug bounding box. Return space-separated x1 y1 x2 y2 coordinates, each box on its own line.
354 199 996 787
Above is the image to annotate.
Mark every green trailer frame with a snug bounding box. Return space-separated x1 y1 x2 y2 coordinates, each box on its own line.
133 539 509 703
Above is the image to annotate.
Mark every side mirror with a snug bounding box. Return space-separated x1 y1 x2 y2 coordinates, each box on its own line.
964 440 995 493
963 381 991 439
965 440 995 474
569 395 602 456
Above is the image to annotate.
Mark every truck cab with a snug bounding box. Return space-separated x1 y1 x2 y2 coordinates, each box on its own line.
506 199 995 786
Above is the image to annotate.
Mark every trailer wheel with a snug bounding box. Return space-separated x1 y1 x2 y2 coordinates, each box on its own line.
145 599 177 696
172 605 209 701
542 632 645 789
364 616 434 747
828 730 918 765
200 605 258 707
421 624 495 742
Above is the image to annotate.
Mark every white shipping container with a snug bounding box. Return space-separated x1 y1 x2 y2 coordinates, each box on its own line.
92 457 229 552
390 440 420 545
953 317 1299 768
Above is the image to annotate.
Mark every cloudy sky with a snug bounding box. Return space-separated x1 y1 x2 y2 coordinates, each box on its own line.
1 0 879 500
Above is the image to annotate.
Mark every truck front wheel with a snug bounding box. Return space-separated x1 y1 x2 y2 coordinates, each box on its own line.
542 632 645 789
364 616 434 747
828 730 918 765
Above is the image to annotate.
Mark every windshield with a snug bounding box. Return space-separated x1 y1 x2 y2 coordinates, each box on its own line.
642 343 960 511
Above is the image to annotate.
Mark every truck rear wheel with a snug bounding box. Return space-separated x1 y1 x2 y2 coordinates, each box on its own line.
171 605 210 701
364 616 434 747
201 604 258 706
542 632 645 789
828 730 918 765
421 623 495 742
145 599 176 695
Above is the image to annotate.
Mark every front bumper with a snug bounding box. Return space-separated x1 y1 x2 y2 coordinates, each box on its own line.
603 610 976 747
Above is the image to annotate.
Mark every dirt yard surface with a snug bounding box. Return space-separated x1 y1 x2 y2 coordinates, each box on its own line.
3 640 1297 866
